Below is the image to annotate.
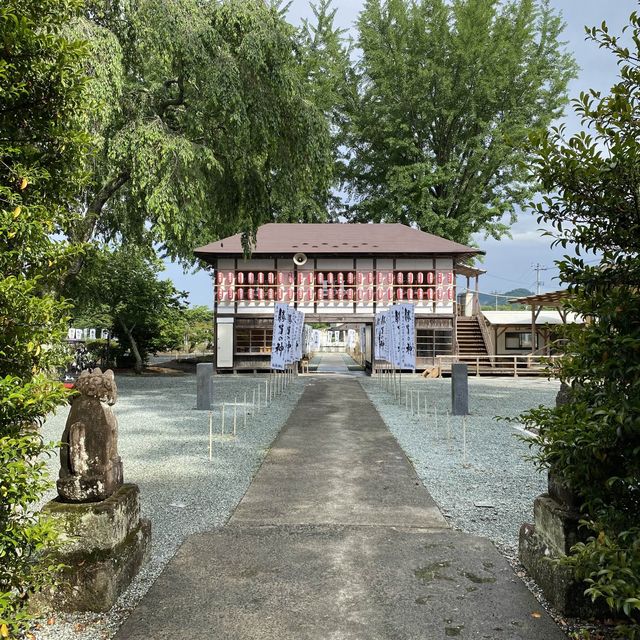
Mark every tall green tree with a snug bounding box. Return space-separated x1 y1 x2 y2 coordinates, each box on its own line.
344 0 577 244
71 246 186 373
517 13 640 637
0 0 88 634
66 0 332 269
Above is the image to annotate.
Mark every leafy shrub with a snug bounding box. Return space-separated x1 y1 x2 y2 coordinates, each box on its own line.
517 11 640 637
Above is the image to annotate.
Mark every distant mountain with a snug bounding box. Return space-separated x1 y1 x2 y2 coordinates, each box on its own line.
479 288 533 308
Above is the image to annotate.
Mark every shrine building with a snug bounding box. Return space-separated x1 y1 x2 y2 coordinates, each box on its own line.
194 223 483 372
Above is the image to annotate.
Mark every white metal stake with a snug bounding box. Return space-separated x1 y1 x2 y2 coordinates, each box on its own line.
410 389 414 415
243 391 247 429
233 399 237 437
447 409 452 446
257 385 261 410
208 411 213 461
434 403 438 438
221 403 226 435
462 415 467 466
265 380 269 405
252 388 256 414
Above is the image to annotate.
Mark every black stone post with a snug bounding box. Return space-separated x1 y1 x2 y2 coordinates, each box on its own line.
451 363 469 416
196 363 213 410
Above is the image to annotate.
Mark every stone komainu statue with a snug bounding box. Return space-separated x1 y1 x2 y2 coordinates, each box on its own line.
57 368 123 503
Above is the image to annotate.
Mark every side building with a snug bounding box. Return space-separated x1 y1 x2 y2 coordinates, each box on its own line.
194 223 482 372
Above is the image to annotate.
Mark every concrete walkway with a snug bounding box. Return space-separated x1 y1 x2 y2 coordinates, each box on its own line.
115 378 565 640
315 351 351 373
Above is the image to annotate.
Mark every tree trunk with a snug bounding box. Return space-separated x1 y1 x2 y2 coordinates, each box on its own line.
119 318 143 374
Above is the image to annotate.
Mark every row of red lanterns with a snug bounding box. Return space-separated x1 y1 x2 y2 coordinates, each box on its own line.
216 271 454 286
217 286 454 302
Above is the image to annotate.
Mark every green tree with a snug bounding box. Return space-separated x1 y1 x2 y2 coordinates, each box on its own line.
517 13 640 637
65 0 332 269
71 246 186 373
344 0 577 244
0 0 88 634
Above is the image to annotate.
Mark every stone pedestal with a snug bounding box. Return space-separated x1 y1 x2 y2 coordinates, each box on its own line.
35 484 151 612
518 478 605 618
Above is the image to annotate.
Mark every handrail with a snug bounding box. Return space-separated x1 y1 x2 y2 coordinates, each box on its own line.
435 354 562 377
476 311 495 359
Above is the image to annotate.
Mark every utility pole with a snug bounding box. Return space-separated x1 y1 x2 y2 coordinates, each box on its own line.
533 263 544 295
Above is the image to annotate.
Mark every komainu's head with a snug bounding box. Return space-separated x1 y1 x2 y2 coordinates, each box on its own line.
74 368 117 405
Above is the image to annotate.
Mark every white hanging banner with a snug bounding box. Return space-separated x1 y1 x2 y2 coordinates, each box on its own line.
359 325 366 355
389 305 402 366
347 329 357 348
399 303 416 369
375 311 389 361
270 303 289 370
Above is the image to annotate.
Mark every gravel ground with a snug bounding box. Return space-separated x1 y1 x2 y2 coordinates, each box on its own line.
359 374 559 554
32 371 306 640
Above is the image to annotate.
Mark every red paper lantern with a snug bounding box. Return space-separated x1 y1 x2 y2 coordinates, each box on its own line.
407 272 414 284
437 288 443 301
357 272 363 285
427 272 434 284
258 272 264 284
337 272 344 284
407 288 414 300
437 271 443 285
417 289 424 301
317 288 324 301
227 286 234 301
447 272 454 285
286 289 293 301
447 287 453 300
227 271 233 283
248 272 255 284
327 272 334 284
316 272 324 284
347 289 353 301
236 272 244 285
367 272 373 285
396 272 404 285
288 273 294 284
357 289 363 301
268 272 275 285
307 290 314 302
216 272 224 285
237 288 244 301
267 288 274 301
337 289 344 300
277 272 284 285
367 290 373 301
277 288 283 301
217 288 224 302
298 288 304 301
427 288 434 300
377 272 384 284
347 272 354 285
387 286 393 300
397 288 404 300
248 288 254 301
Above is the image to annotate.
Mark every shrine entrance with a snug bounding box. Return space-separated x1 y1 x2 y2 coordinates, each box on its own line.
305 321 369 375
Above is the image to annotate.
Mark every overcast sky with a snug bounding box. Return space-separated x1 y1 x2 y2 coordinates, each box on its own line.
166 0 638 307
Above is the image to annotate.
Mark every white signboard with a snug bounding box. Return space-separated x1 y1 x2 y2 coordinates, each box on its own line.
375 311 389 361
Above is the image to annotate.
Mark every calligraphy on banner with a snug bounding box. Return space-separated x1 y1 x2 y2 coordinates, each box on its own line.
270 303 305 370
375 304 415 368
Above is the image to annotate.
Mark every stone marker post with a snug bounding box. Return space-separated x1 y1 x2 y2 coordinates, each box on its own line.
451 363 469 416
196 362 214 410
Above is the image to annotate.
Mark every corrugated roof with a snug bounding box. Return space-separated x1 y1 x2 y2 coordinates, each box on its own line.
194 223 482 263
482 310 583 325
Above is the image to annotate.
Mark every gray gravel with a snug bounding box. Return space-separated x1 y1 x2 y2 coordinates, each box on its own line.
33 372 306 640
360 374 560 553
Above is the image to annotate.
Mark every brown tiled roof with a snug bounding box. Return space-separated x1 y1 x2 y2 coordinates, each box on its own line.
194 223 482 264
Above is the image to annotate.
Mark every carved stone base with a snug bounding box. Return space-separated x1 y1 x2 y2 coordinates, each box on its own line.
33 484 151 613
519 493 605 618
